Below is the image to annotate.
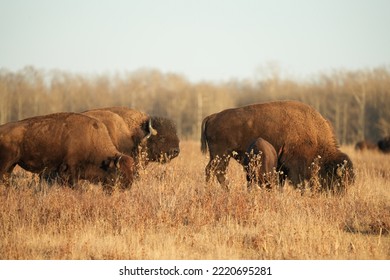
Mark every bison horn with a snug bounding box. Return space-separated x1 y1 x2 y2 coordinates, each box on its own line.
115 155 122 169
146 118 158 139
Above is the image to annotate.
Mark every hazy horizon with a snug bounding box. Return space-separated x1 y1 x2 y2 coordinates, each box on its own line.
1 0 389 82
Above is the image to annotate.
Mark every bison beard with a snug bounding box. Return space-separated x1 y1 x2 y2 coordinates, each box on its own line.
201 100 355 193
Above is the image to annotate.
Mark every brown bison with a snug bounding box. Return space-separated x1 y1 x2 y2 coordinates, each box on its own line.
243 137 279 189
378 136 390 153
83 107 180 165
354 140 377 151
0 113 135 188
201 100 354 192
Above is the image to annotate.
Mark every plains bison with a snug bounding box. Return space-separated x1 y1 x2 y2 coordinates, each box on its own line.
354 140 377 151
0 113 135 189
378 136 390 153
83 107 180 165
243 137 279 189
201 100 354 192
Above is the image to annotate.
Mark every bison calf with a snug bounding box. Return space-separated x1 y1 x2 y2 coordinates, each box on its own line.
354 140 377 151
0 113 135 189
244 137 278 189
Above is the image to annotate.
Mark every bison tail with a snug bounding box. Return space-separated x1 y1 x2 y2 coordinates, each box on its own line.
200 117 209 154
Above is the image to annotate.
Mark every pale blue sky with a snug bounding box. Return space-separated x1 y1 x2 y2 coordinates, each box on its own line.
1 0 389 82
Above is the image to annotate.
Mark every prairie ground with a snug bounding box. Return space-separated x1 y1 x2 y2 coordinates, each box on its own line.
0 141 389 259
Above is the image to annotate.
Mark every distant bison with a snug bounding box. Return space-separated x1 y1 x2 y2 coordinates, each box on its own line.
83 107 180 166
243 137 279 189
0 113 135 189
378 136 390 153
201 100 354 192
354 140 377 151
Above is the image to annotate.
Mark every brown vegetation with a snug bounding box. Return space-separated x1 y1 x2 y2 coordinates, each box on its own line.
0 141 389 260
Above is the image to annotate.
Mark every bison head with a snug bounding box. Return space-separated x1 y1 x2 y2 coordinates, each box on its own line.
142 117 180 163
321 152 355 194
378 136 390 153
101 154 135 189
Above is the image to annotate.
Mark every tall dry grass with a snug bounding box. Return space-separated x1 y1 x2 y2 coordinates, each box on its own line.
0 141 389 260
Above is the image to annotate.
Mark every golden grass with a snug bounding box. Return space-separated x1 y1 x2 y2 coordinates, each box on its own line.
0 141 389 260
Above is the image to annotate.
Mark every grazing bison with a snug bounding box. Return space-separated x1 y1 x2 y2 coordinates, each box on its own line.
83 107 180 165
0 113 135 189
201 100 354 192
354 140 377 151
243 137 279 189
378 136 390 153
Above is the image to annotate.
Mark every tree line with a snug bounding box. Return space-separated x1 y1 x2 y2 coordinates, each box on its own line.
1 65 390 144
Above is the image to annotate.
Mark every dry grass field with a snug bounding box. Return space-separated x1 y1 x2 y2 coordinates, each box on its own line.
0 141 389 260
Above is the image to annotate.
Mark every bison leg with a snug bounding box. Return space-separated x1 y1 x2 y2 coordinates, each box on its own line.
0 149 18 186
242 152 261 187
56 164 78 188
116 155 135 189
40 170 60 186
205 155 231 189
241 152 267 190
40 164 72 186
0 164 16 187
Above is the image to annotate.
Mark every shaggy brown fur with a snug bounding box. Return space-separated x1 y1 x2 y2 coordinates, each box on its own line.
93 107 150 139
243 137 278 188
83 110 142 157
85 107 180 164
0 113 135 188
201 100 354 192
